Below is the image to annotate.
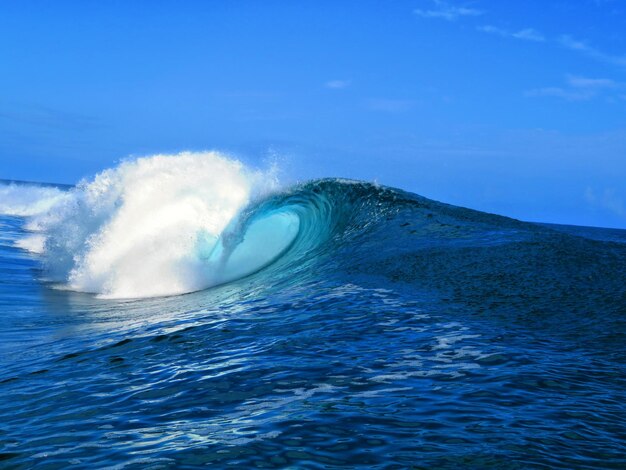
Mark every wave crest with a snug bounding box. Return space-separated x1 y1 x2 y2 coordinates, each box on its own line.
27 152 280 298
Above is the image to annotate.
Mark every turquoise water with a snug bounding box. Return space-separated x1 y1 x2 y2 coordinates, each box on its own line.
1 176 625 468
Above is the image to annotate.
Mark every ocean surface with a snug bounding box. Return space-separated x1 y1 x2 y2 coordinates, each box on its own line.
1 153 625 469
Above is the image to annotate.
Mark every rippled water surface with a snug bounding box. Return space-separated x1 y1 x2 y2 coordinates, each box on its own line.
1 179 625 468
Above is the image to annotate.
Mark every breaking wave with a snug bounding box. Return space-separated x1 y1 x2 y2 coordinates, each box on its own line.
4 151 525 300
9 152 292 298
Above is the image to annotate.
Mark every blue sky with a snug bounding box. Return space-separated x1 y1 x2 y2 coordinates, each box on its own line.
1 0 626 228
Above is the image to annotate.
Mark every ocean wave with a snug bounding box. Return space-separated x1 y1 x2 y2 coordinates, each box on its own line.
3 156 626 470
10 149 423 299
10 152 529 300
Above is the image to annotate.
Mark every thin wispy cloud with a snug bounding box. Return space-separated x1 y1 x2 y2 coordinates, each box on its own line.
413 0 483 22
559 35 626 67
478 25 545 42
567 75 617 89
526 87 593 101
325 80 351 89
526 74 622 101
512 29 545 42
420 6 626 73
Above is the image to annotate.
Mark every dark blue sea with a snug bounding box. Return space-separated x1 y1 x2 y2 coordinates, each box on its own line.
1 156 625 468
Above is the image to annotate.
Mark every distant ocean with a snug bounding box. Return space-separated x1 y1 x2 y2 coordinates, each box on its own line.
1 153 625 468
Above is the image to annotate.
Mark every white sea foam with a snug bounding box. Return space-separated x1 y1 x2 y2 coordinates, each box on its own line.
14 234 47 254
0 182 70 217
21 151 292 299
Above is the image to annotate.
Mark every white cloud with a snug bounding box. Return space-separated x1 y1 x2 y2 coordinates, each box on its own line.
414 0 482 21
526 74 623 101
567 75 617 89
477 25 506 35
559 35 626 67
325 80 351 89
512 28 546 42
525 87 594 101
477 25 545 42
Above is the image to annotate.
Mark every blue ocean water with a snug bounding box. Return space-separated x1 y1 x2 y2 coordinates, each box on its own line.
1 156 625 468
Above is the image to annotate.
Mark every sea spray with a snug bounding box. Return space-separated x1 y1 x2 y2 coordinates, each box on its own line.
21 151 281 298
0 182 70 217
